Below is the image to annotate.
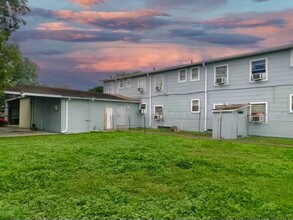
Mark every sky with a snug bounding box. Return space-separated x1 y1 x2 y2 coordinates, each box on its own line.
10 0 293 90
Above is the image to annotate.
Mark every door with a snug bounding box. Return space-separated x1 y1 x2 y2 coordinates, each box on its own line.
105 107 113 130
237 110 248 137
116 105 126 128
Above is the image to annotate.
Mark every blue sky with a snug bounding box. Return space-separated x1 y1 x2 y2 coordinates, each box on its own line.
11 0 293 90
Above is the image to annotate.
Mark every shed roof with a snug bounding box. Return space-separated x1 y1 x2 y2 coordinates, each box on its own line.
213 104 248 112
103 43 293 82
5 85 140 103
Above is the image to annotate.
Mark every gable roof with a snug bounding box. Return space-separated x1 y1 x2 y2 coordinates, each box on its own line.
5 85 140 103
103 43 293 82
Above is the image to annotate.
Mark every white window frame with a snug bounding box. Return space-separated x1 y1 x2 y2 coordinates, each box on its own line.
191 99 200 113
119 79 124 89
125 78 132 88
190 67 200 81
249 102 268 123
154 105 163 116
249 58 268 82
178 69 187 83
289 94 293 113
138 77 146 93
214 64 229 86
154 75 164 92
108 83 114 94
290 49 293 67
139 102 147 114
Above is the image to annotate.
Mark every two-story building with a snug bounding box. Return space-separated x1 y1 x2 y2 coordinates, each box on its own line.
103 44 293 138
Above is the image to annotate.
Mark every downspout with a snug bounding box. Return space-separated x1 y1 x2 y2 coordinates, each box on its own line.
203 62 208 132
61 99 69 133
148 73 152 127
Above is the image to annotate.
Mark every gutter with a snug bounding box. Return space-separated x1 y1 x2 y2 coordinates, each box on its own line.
4 91 140 103
148 73 152 127
203 62 208 132
61 99 69 133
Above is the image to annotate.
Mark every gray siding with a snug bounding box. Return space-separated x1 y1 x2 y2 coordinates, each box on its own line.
31 97 62 133
61 99 140 133
103 48 293 137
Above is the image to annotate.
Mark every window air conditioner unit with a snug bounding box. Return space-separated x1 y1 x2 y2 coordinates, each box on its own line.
138 87 144 93
156 86 162 91
251 115 264 123
139 109 145 114
216 77 225 84
154 115 162 120
252 73 263 81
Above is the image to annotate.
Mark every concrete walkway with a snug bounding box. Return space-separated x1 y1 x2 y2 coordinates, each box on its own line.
0 126 54 137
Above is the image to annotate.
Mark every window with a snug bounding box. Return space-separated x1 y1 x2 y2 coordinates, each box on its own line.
178 69 187 83
154 105 163 116
126 78 132 88
119 80 124 88
191 99 200 113
139 102 147 114
190 67 200 81
155 75 164 92
289 94 293 112
250 58 267 81
215 65 228 85
138 78 146 93
250 102 267 123
108 83 114 94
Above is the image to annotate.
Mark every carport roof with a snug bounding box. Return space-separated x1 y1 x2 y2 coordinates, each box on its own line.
5 85 140 103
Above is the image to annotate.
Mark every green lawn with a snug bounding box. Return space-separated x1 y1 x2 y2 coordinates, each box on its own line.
0 132 292 218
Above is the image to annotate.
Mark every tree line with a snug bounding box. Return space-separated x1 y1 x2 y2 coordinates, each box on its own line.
0 0 38 95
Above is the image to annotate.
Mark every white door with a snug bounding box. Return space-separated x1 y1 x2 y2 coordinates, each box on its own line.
105 107 113 130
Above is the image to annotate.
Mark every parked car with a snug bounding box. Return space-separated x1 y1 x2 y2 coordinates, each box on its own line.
0 117 8 126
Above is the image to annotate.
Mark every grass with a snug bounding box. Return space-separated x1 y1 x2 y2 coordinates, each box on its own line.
0 131 292 218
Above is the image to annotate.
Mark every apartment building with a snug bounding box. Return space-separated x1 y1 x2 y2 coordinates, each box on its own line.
103 44 293 138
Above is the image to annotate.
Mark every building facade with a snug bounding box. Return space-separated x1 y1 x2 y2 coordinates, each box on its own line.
103 44 293 138
4 85 141 133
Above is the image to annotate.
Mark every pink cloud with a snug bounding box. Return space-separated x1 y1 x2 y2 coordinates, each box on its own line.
55 9 167 21
52 9 169 30
36 22 81 31
67 0 106 8
62 42 249 73
233 10 293 47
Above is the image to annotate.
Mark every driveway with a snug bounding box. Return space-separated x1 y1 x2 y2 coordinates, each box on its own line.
0 126 54 137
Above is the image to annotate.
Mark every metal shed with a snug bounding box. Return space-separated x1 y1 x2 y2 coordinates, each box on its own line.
212 104 249 140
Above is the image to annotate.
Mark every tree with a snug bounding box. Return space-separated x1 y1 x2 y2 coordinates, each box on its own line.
89 85 103 93
0 0 29 39
0 0 38 94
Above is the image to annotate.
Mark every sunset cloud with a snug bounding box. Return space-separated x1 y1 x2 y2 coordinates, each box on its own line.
169 29 263 46
145 0 227 10
15 29 141 43
203 9 293 47
194 18 286 29
32 8 170 30
67 0 106 8
36 22 82 31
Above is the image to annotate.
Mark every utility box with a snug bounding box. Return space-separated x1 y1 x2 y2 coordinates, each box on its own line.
212 104 249 140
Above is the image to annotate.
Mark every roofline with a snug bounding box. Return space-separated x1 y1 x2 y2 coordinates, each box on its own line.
4 91 140 104
102 43 293 82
